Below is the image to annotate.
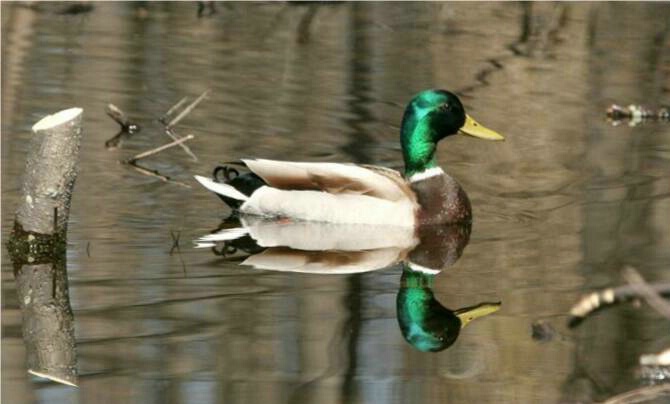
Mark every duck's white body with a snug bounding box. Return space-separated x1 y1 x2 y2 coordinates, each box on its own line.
241 186 415 225
195 159 420 226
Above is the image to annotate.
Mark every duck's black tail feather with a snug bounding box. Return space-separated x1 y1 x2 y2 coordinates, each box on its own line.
209 163 266 209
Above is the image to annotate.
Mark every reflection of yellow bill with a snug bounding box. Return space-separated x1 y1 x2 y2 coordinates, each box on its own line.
459 114 505 140
454 302 502 328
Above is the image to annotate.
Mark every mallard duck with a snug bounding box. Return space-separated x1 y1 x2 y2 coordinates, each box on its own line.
197 217 500 352
195 89 504 225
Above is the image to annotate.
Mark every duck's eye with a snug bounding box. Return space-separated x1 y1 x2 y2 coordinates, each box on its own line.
439 103 450 112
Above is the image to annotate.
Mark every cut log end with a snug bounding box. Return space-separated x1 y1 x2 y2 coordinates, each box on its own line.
32 108 82 132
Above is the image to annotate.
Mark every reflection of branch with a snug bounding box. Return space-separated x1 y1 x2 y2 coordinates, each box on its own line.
639 348 670 384
602 384 670 404
607 104 670 127
159 97 188 125
124 134 194 164
122 134 194 187
568 278 670 328
165 128 198 161
161 90 209 162
112 90 209 182
623 266 670 320
166 89 210 129
169 230 187 276
296 5 318 44
126 162 191 189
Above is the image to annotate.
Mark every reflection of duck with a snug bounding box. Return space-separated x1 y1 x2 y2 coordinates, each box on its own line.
195 89 503 226
397 266 500 352
199 218 500 352
198 217 471 274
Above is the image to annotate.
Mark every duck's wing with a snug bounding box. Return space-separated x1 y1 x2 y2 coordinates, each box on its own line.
242 159 415 203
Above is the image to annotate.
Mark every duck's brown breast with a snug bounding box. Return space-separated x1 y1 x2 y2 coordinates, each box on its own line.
410 173 472 225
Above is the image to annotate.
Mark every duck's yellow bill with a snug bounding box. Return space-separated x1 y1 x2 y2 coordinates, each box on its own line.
454 302 501 328
458 115 505 141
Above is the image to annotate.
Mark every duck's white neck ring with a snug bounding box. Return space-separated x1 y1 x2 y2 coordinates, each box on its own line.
407 262 441 275
408 167 444 183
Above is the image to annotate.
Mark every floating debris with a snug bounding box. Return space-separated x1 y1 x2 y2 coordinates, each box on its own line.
531 320 556 342
607 104 670 126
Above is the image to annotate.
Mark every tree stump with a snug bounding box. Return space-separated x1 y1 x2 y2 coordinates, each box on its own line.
15 107 82 236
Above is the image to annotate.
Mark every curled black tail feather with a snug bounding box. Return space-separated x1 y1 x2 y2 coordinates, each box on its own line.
211 164 266 209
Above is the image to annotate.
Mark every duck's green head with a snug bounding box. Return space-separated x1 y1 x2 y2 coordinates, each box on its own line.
400 89 504 177
396 267 501 352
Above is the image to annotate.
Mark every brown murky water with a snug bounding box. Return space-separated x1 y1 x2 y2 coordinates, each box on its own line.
2 2 670 403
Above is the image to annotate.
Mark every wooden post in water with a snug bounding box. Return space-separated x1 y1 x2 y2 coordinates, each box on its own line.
8 107 83 387
15 108 83 235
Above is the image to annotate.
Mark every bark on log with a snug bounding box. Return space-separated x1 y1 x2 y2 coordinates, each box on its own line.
15 108 82 235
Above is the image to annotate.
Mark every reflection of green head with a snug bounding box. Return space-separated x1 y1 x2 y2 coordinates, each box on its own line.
396 265 501 352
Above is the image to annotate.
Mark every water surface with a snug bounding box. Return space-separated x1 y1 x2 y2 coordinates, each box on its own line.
2 2 670 403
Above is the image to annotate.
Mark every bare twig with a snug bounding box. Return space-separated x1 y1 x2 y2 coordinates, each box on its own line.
167 89 210 129
126 162 191 189
165 128 198 162
106 103 130 127
159 91 209 162
125 134 194 163
623 266 670 320
105 104 140 133
602 384 670 404
159 97 189 125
